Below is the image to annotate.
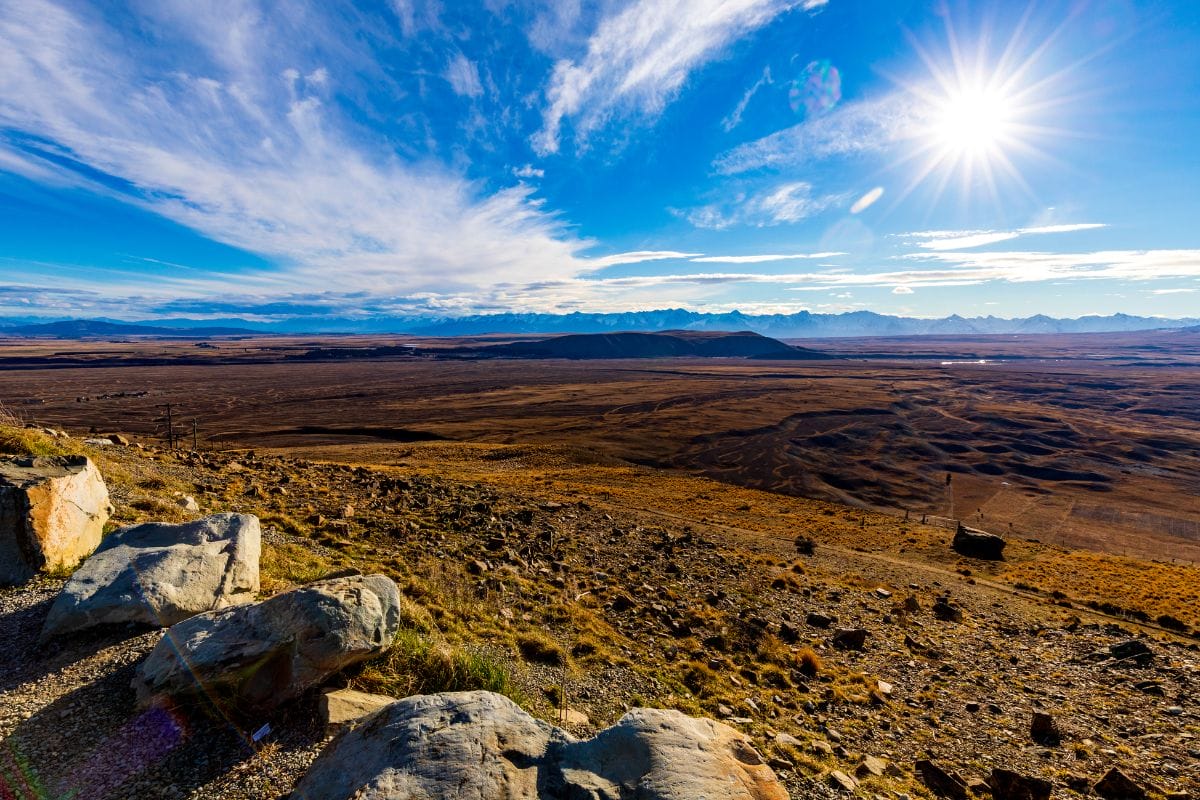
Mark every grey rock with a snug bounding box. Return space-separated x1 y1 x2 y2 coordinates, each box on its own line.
41 513 260 639
0 455 111 584
134 573 401 712
291 690 788 800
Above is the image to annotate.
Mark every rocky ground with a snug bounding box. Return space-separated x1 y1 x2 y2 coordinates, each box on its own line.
1 440 1197 798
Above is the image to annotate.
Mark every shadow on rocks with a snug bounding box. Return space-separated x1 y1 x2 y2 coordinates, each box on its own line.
2 661 326 800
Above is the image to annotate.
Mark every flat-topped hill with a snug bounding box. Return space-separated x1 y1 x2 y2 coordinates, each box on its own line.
464 330 832 360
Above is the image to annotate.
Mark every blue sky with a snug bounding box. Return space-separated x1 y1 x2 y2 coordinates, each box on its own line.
1 0 1199 321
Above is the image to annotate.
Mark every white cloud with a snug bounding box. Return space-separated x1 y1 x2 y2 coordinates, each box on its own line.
0 0 598 297
533 0 825 154
892 285 914 294
903 223 1107 251
445 53 483 98
714 92 920 174
581 250 701 270
722 66 772 132
676 181 843 229
1148 288 1196 295
690 252 843 263
513 163 545 179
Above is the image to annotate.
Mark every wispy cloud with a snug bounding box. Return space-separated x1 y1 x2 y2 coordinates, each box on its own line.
445 54 484 98
674 181 844 229
902 223 1107 251
533 0 826 154
722 66 772 132
580 250 701 269
0 0 596 295
714 91 920 174
690 252 843 263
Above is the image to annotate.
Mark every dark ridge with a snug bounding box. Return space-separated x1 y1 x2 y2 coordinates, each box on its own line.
451 330 832 361
7 320 259 338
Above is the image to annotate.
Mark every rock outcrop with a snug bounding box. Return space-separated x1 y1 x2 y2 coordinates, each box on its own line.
41 513 261 640
952 524 1006 560
0 455 111 584
291 691 788 800
134 573 401 712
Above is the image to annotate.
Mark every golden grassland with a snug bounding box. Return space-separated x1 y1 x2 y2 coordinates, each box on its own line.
4 423 1199 796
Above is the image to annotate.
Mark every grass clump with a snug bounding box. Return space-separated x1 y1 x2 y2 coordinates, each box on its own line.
353 627 518 701
516 632 567 666
796 647 822 677
259 541 336 592
0 423 80 458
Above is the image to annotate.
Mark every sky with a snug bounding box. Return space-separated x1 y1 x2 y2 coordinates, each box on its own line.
1 0 1199 322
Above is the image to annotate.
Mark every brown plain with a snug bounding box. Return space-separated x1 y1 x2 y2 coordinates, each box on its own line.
3 329 1198 564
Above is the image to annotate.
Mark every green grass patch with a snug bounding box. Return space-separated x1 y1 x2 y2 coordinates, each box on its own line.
0 424 81 458
351 627 520 702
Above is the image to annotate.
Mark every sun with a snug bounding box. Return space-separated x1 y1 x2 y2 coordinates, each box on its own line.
931 84 1017 160
884 11 1079 211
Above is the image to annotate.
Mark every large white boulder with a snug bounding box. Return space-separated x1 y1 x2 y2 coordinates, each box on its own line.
0 455 111 585
291 691 788 800
40 513 261 640
133 573 401 712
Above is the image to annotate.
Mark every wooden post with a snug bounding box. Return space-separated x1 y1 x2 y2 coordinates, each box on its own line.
165 403 174 449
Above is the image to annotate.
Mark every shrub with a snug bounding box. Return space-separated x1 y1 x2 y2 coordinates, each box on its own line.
796 647 822 677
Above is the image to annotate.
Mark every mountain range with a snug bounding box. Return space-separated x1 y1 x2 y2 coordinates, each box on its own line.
2 311 1198 339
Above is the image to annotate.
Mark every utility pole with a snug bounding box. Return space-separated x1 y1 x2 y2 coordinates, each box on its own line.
164 403 175 450
192 419 198 451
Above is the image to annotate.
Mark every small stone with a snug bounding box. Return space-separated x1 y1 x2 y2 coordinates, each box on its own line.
827 770 859 792
856 755 887 778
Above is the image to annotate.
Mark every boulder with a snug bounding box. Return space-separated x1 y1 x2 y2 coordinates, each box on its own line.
832 627 869 650
0 455 111 584
1108 640 1154 666
806 611 835 628
1093 767 1149 800
134 573 401 712
916 759 969 800
41 513 261 640
991 768 1053 800
321 688 396 735
952 524 1006 560
933 597 964 623
1030 710 1059 745
291 691 788 800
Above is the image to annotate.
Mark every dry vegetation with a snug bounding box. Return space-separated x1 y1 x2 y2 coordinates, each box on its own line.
2 331 1199 797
